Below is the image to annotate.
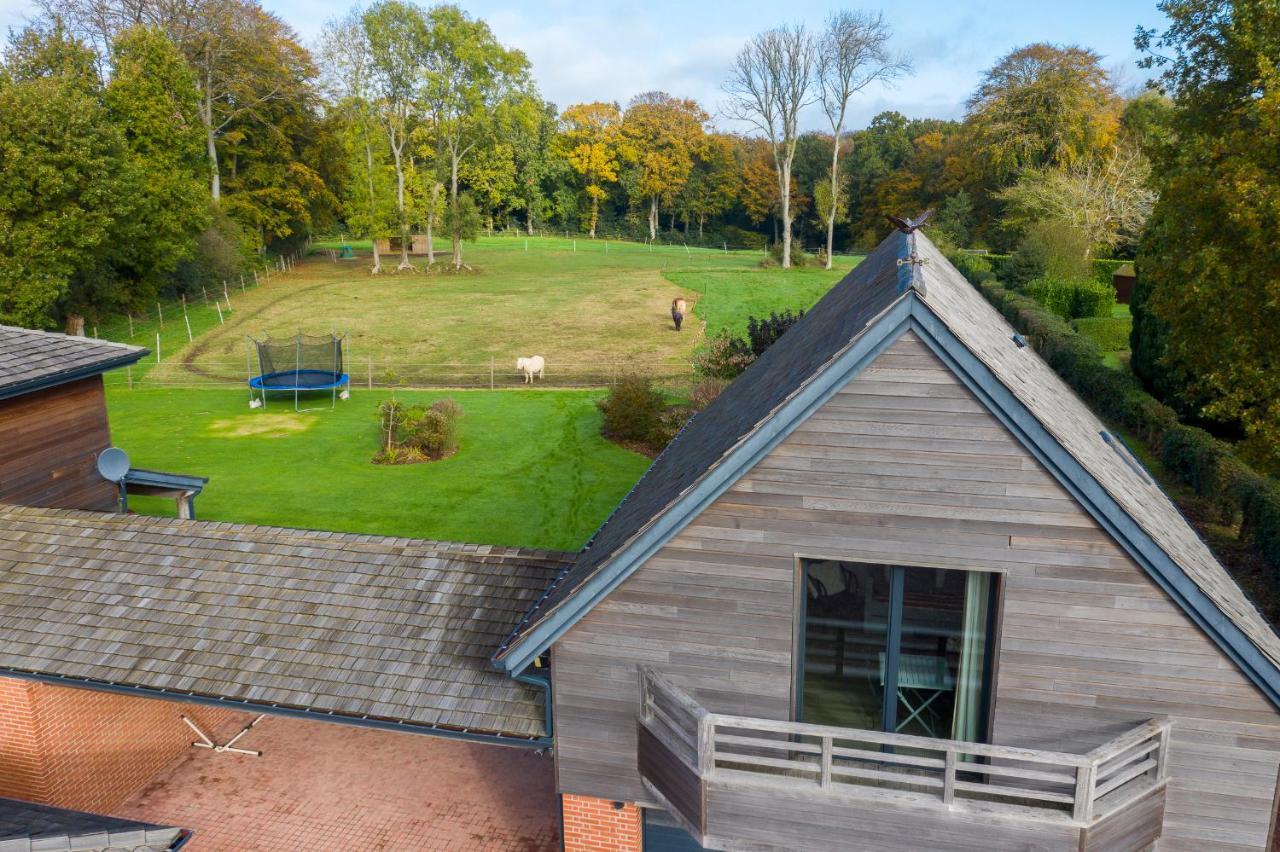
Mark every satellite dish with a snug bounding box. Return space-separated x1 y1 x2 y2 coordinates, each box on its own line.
96 447 131 483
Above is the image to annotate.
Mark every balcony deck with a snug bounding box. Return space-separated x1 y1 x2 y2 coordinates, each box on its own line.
637 667 1169 852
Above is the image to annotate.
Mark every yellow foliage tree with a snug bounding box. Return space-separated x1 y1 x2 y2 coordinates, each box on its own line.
557 101 622 236
619 92 708 240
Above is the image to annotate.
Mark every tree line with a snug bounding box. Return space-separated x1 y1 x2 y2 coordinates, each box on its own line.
0 0 1274 460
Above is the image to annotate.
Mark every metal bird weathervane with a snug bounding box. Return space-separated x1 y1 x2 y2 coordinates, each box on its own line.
887 209 934 234
889 209 934 297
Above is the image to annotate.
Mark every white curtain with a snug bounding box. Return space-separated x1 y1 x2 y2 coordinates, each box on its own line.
951 571 991 744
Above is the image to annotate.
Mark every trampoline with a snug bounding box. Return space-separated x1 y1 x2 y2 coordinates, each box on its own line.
247 332 349 411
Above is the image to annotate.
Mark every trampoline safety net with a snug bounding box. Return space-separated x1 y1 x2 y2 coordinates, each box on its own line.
248 332 348 411
254 333 345 389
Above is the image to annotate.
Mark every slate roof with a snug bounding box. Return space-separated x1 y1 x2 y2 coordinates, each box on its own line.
0 797 182 852
0 506 569 739
0 325 145 400
495 229 1280 680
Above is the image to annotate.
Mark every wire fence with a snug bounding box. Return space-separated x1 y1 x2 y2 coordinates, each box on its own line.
103 356 696 392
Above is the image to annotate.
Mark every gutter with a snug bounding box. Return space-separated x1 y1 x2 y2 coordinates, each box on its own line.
0 665 549 750
514 666 554 750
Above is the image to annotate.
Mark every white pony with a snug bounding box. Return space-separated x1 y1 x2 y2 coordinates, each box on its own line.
517 355 545 383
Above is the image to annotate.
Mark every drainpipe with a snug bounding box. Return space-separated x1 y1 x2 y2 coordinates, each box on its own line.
514 666 553 751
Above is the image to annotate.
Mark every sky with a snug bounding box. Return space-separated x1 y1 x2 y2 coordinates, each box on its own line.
0 0 1169 132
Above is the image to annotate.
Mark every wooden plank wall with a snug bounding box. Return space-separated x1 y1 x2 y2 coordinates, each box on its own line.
551 331 1280 851
0 377 116 512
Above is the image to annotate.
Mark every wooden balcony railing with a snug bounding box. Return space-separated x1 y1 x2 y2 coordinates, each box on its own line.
638 667 1171 850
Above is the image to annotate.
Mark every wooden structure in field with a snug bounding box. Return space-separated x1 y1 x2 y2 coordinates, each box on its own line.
374 234 433 256
494 228 1280 851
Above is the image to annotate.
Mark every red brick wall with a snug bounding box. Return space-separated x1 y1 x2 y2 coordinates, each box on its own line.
562 794 642 852
0 676 248 812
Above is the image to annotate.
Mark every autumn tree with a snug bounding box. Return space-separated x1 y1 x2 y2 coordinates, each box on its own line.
422 4 531 268
724 24 816 267
677 133 739 239
966 43 1121 182
1133 0 1280 456
364 0 427 271
997 144 1155 258
320 9 394 273
618 92 708 240
815 10 909 267
557 101 622 237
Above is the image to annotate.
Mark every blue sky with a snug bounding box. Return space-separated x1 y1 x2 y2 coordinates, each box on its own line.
0 0 1168 131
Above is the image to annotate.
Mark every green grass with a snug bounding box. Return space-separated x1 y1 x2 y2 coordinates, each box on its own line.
98 236 863 546
126 236 787 388
665 262 860 339
109 386 649 550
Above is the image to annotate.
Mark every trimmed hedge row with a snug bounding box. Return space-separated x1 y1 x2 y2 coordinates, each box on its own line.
1073 316 1132 351
980 254 1128 288
968 273 1280 577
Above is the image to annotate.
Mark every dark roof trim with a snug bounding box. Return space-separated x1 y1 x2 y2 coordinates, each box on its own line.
0 349 147 401
493 297 915 674
0 665 550 749
907 298 1280 709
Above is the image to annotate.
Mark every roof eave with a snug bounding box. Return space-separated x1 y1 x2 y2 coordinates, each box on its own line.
906 297 1280 707
0 349 148 401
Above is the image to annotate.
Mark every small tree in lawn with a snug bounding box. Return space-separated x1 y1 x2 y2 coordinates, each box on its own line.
815 10 910 268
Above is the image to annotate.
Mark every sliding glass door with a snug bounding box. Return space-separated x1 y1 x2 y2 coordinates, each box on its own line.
798 559 998 742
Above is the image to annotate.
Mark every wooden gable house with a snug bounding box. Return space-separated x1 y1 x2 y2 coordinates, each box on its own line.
495 228 1280 851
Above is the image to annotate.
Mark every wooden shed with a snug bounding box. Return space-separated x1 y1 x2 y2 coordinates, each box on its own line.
495 228 1280 851
374 234 433 256
1113 262 1137 304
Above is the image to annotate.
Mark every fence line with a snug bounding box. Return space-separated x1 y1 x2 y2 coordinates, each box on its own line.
104 356 695 392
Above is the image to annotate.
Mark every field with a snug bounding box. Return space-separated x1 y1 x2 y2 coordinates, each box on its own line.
101 236 860 547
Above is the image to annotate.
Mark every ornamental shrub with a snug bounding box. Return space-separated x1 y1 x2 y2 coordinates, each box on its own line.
1027 276 1115 320
746 309 805 357
695 330 755 380
597 375 669 449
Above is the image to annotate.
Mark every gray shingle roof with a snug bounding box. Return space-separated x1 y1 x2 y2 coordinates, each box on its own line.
496 229 1280 678
0 796 182 852
0 325 145 399
0 506 569 739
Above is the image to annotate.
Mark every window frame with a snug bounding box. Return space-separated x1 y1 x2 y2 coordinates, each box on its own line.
790 555 1005 742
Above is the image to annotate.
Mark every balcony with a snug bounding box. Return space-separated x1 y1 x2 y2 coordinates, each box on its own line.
637 667 1170 852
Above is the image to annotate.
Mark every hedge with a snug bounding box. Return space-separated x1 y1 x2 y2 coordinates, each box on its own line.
1092 258 1129 285
1073 316 1133 351
965 269 1280 578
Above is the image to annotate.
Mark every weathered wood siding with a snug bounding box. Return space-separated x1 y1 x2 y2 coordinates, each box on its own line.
0 377 115 512
552 330 1280 850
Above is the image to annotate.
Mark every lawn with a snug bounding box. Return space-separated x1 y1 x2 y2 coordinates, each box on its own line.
109 387 649 551
98 236 861 546
666 262 861 339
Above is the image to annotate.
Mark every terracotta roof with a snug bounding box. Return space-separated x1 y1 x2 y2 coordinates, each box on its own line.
0 325 145 399
495 229 1280 690
0 796 182 852
0 506 569 739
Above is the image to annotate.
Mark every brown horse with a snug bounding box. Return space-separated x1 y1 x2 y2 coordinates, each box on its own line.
671 297 687 331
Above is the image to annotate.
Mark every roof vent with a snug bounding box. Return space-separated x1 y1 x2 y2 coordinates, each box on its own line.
1011 333 1027 348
